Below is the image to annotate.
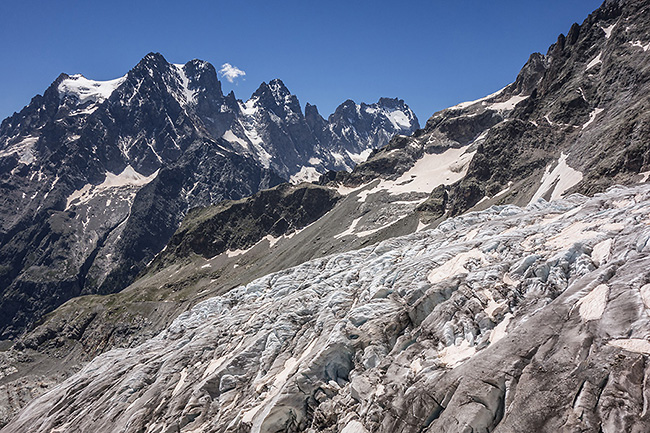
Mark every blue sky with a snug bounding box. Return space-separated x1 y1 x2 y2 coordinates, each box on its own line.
0 0 602 123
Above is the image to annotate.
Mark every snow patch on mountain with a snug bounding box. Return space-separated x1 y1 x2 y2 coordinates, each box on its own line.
530 153 583 203
66 165 159 209
172 64 198 106
241 97 259 116
586 53 603 71
582 108 604 129
290 166 320 184
486 94 529 112
346 149 373 165
364 145 475 198
628 40 650 51
222 130 250 151
58 74 126 104
450 86 508 110
601 23 616 39
334 217 362 239
234 118 272 169
0 136 38 164
388 111 412 130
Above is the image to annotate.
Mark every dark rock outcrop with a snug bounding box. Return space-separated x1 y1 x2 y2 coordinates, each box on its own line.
153 183 341 268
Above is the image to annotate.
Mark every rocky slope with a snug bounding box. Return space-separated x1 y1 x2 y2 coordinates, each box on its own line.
4 182 650 433
151 183 341 269
327 0 650 220
0 53 418 338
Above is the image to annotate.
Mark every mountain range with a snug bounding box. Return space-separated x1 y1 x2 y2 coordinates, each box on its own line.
0 55 418 338
1 0 650 431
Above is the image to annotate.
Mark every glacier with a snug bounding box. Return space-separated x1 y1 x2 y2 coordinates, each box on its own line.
5 183 650 432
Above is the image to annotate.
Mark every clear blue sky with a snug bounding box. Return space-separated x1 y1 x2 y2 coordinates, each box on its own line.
0 0 603 123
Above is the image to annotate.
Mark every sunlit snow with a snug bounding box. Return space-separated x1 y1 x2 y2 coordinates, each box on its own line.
450 86 508 110
346 148 373 165
586 53 603 71
0 136 38 164
601 23 616 39
172 64 198 106
582 108 604 129
485 94 529 112
358 145 475 200
58 74 126 104
65 165 159 209
289 166 321 184
530 153 583 203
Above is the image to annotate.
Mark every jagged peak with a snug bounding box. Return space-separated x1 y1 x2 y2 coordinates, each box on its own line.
184 58 212 70
511 52 548 95
139 52 168 66
268 78 290 94
257 78 292 103
52 72 71 86
251 78 301 114
305 102 320 116
375 96 405 107
128 52 173 80
327 97 419 132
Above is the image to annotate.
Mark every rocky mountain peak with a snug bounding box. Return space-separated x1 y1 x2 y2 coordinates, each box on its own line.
0 52 419 340
510 52 548 95
133 51 169 72
304 102 326 130
376 96 408 108
1 0 650 431
180 59 222 95
268 78 291 98
304 102 321 118
332 98 356 113
251 79 302 117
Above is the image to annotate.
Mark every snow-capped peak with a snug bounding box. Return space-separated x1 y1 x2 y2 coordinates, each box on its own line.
364 103 415 130
268 79 291 101
58 74 127 105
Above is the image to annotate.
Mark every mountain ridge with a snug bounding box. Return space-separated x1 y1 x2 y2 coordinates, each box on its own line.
0 52 419 338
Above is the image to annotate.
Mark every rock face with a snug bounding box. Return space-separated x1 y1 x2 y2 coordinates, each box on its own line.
0 54 418 338
236 84 419 182
152 183 341 269
4 183 650 433
328 0 650 220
